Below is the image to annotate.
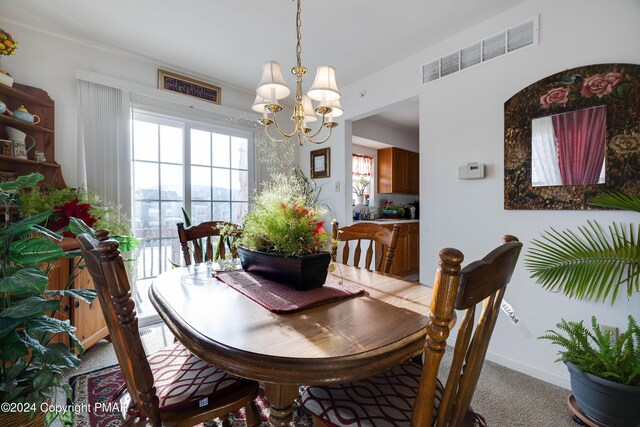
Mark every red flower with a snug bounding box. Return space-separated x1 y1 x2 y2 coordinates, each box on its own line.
313 221 326 236
49 199 98 237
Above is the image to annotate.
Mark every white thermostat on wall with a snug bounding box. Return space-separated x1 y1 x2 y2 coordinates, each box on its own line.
458 162 486 179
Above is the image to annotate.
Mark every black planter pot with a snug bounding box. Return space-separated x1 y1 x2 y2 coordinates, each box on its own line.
566 362 640 427
237 247 331 291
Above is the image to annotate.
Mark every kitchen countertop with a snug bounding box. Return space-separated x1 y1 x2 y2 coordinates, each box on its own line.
354 219 419 224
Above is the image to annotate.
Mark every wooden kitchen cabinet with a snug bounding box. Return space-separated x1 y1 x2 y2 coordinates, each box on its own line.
377 147 419 195
47 257 71 347
71 257 109 351
47 256 108 351
380 221 419 276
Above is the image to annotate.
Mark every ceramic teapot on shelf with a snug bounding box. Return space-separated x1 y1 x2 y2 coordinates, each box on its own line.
7 105 41 124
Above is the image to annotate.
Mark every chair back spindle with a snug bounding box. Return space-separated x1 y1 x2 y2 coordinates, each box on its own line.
77 231 161 425
412 235 522 427
332 221 401 273
177 221 240 266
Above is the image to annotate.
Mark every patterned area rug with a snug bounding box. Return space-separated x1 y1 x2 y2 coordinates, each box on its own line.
68 365 312 426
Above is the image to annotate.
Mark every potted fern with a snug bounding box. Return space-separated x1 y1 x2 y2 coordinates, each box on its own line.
526 192 640 427
540 316 640 427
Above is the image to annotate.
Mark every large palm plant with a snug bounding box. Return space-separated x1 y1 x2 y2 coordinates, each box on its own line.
526 192 640 304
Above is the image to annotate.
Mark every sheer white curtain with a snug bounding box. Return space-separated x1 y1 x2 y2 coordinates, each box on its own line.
352 153 373 177
77 80 131 216
531 115 562 187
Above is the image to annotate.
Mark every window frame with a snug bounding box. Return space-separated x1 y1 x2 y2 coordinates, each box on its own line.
131 107 256 281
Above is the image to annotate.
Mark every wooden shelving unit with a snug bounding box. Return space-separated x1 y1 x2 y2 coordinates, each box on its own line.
0 82 65 187
0 83 106 351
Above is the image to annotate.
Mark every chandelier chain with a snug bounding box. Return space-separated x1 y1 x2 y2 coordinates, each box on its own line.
254 0 340 146
296 0 302 68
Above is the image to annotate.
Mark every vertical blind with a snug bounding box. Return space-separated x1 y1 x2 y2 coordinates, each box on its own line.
77 80 132 216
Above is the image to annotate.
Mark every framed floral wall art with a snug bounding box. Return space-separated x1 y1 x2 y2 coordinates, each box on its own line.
504 63 640 210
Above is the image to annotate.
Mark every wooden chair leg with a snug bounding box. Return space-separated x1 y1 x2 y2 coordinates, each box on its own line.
312 415 328 426
245 401 261 427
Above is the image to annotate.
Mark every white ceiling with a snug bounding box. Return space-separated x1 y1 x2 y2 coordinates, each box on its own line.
2 0 525 130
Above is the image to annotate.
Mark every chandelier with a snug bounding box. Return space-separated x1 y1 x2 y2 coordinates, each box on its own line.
252 0 343 146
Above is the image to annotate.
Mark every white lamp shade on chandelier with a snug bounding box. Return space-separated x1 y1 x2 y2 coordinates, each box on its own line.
322 99 344 118
251 94 270 113
253 0 342 146
307 65 340 102
302 95 317 123
256 61 290 101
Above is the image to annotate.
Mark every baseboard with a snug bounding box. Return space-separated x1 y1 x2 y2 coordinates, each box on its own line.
485 349 571 390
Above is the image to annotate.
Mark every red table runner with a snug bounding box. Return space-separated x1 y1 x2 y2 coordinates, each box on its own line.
214 270 365 313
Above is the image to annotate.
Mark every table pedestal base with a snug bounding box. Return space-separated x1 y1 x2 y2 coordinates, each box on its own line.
264 383 300 426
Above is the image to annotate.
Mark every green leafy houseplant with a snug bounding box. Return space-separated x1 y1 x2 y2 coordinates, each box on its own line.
17 185 134 237
238 173 328 257
526 192 640 304
0 173 140 425
527 192 640 426
0 174 96 425
540 316 640 386
352 177 370 198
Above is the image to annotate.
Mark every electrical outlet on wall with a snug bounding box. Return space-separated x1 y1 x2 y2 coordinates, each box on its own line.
600 324 619 344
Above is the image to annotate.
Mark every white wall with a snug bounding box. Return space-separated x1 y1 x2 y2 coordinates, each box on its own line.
0 19 256 187
304 0 640 388
352 118 419 152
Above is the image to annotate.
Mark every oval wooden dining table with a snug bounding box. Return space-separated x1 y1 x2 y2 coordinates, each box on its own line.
149 263 434 426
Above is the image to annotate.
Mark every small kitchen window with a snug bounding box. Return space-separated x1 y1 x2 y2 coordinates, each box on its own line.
352 153 373 206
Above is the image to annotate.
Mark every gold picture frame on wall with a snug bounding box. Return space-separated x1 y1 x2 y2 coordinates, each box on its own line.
157 69 221 105
310 148 330 179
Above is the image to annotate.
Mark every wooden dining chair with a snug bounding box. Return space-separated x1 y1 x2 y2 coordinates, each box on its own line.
77 230 260 427
177 221 240 266
301 235 523 427
332 221 401 273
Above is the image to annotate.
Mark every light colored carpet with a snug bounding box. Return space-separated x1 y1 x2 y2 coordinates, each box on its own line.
54 323 576 426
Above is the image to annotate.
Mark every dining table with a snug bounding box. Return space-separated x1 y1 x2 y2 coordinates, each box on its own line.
149 263 435 426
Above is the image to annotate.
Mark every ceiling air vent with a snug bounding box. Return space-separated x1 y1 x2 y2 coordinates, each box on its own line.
422 59 440 84
508 19 535 52
441 52 460 77
460 42 481 70
483 32 506 61
420 15 538 85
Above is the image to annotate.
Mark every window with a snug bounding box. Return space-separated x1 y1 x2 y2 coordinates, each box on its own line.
352 153 373 205
132 110 253 283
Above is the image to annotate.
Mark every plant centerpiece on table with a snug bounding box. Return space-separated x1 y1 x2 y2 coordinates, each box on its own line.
526 191 640 427
236 173 330 291
0 173 98 427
